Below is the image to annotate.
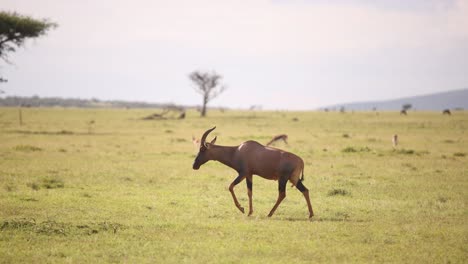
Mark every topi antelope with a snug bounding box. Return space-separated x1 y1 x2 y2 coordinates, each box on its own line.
266 134 288 146
192 127 314 218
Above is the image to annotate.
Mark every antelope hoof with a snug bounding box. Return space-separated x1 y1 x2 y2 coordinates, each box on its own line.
238 206 245 214
248 211 253 216
267 213 273 217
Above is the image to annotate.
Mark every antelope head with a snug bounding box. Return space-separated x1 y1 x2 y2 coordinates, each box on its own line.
192 126 217 170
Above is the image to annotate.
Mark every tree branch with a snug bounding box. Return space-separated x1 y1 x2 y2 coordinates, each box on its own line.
189 70 226 115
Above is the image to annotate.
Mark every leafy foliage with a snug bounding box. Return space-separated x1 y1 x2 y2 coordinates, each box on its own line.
0 11 57 81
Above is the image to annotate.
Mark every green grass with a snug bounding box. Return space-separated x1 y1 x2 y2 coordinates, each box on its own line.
0 108 467 263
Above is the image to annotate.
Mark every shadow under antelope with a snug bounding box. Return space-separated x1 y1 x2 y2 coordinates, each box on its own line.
192 127 314 219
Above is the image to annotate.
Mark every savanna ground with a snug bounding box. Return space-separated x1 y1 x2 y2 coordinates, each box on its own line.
0 107 466 263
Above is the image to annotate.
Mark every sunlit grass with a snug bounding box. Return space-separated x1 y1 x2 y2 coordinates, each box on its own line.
0 108 466 263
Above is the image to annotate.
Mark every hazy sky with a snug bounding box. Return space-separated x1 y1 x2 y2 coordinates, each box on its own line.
1 0 467 110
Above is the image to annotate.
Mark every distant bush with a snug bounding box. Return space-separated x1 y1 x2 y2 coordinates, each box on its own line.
342 147 357 153
58 130 73 135
41 178 64 189
27 182 40 190
27 177 64 190
453 152 466 157
13 145 42 152
328 188 351 196
437 196 448 203
0 218 36 231
360 146 371 152
35 220 67 235
342 146 371 153
396 149 415 155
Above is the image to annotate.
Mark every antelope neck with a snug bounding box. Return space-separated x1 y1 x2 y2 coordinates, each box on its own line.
211 145 237 169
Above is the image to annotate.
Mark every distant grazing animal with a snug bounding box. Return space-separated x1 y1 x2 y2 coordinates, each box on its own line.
442 109 451 115
178 111 186 119
400 109 407 115
392 134 398 148
266 134 288 146
192 127 314 218
192 136 201 147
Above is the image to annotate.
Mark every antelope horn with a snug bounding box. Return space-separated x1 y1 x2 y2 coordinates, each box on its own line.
200 126 216 147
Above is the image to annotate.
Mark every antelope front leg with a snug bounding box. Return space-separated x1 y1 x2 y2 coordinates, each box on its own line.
229 174 246 214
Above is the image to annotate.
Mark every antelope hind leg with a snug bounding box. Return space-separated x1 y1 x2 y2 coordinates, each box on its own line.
296 180 314 218
268 176 288 217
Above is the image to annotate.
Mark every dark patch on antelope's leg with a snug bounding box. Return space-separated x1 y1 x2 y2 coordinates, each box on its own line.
278 170 290 192
296 180 314 218
233 175 244 185
229 174 246 214
246 176 253 216
246 178 252 190
278 175 288 193
296 180 308 193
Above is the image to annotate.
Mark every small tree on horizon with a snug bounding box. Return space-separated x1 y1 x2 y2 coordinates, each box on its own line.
189 70 226 117
402 103 412 111
0 11 57 83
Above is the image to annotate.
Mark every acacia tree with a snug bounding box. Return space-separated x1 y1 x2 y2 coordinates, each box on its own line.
0 11 57 83
402 103 412 111
189 71 226 117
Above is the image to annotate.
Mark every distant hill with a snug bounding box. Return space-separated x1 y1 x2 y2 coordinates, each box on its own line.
321 89 468 111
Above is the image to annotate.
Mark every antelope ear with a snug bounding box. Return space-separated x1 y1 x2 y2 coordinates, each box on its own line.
210 136 217 145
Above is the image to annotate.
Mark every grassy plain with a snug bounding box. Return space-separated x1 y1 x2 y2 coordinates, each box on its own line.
0 107 467 263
